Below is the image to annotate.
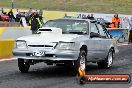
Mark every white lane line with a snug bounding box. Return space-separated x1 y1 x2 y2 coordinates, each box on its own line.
117 43 129 46
0 58 16 62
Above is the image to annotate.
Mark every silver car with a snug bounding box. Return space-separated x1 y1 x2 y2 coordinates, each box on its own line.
13 18 118 74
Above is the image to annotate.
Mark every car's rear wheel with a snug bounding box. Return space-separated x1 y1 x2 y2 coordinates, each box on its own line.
98 49 114 68
18 58 30 73
74 50 87 75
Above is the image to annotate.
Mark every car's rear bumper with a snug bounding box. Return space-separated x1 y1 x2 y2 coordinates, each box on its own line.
13 49 79 61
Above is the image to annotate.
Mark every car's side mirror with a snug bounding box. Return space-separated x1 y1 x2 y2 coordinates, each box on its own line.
90 32 100 38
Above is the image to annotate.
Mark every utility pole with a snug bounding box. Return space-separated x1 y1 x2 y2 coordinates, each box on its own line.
64 0 66 11
11 0 14 9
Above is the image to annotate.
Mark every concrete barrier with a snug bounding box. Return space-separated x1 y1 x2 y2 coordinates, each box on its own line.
0 27 5 36
0 40 15 58
0 27 32 59
0 27 31 40
0 21 20 27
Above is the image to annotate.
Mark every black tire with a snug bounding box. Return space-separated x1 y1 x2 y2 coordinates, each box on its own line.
98 49 114 69
74 50 87 75
18 58 30 73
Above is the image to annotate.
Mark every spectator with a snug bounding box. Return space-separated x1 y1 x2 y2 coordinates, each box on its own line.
1 8 4 13
39 9 43 17
20 12 28 27
28 8 32 16
64 13 72 18
1 12 9 27
8 9 15 22
15 12 21 22
25 8 33 25
125 18 132 43
0 15 2 21
90 14 95 20
29 11 42 34
112 14 120 28
1 8 3 12
36 9 39 14
109 23 115 28
1 12 9 22
38 9 44 24
14 9 19 20
64 13 68 18
86 14 90 19
0 8 4 16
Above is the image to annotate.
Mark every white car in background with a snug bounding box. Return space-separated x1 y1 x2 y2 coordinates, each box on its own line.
13 18 118 74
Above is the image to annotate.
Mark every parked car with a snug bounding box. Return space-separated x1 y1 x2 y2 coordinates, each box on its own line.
13 18 118 74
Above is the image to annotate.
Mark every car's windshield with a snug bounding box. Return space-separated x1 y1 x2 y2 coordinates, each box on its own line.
43 19 89 34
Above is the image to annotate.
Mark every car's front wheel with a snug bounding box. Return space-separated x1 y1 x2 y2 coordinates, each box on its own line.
98 49 114 68
74 50 87 75
18 58 30 73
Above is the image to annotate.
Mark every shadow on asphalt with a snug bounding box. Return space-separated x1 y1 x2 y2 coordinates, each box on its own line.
22 63 114 78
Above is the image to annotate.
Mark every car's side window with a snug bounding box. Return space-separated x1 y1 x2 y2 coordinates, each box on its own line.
90 23 99 34
96 24 106 37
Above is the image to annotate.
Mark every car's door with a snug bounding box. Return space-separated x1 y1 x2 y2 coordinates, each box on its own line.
96 23 113 59
87 22 103 61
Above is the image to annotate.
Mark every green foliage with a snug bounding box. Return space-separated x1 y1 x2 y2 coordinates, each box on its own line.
0 0 132 14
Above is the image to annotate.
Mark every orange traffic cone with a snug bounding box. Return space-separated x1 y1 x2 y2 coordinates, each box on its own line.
76 67 86 85
78 67 86 76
